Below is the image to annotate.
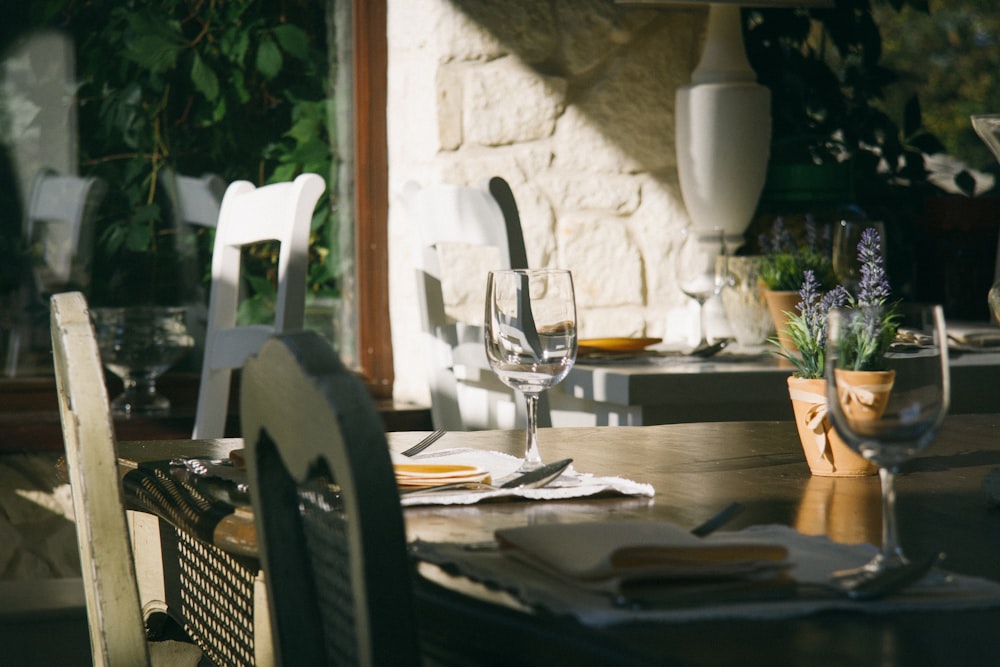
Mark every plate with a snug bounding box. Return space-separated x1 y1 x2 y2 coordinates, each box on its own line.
578 337 662 354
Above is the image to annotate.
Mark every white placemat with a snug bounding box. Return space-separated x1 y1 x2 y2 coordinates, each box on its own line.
412 524 1000 626
394 447 654 507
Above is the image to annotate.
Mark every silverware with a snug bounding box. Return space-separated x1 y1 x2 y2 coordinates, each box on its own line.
402 458 572 496
826 552 944 601
689 338 729 358
690 501 745 537
170 457 248 493
400 429 447 457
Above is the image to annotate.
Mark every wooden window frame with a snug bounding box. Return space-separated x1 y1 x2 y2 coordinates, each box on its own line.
354 0 392 400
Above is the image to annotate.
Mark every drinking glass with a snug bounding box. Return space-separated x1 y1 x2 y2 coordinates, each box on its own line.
485 269 577 472
832 219 886 293
825 304 950 579
676 227 727 351
91 306 195 417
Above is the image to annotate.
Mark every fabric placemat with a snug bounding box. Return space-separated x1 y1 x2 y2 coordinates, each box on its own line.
395 448 654 507
412 524 1000 626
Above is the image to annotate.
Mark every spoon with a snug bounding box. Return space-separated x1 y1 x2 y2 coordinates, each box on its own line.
402 458 573 496
689 338 729 358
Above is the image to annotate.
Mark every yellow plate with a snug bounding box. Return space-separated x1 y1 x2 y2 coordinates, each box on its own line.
578 337 662 353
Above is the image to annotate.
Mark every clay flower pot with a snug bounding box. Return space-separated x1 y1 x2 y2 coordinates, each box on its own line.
763 289 800 352
786 370 895 477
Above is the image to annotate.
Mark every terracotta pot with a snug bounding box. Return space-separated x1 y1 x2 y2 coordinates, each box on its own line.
763 289 800 352
786 372 894 477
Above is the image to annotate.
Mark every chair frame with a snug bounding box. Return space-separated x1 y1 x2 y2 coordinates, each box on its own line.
193 173 325 439
242 331 419 667
404 176 548 431
51 291 151 666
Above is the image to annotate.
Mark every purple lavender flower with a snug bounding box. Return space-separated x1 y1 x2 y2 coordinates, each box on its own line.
856 226 890 306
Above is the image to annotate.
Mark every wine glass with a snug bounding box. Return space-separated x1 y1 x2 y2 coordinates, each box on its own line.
485 269 577 473
972 114 1000 322
824 304 950 579
833 219 886 293
675 227 727 352
91 306 195 417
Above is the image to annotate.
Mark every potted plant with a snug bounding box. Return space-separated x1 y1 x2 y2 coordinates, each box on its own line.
757 216 836 351
775 226 899 476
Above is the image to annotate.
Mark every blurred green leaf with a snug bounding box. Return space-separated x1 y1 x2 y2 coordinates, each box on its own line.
256 36 282 79
191 52 220 102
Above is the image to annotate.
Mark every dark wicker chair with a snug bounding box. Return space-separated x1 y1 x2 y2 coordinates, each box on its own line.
241 331 420 666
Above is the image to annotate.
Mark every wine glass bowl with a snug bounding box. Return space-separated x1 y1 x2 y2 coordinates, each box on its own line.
91 306 195 417
825 304 950 577
675 228 727 350
485 269 577 472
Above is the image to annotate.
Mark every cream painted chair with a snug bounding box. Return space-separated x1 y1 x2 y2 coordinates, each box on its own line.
401 176 549 431
242 330 419 666
51 291 202 667
193 173 325 439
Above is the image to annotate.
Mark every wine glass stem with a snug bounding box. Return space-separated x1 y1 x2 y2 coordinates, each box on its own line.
523 391 543 468
696 301 709 347
879 466 906 566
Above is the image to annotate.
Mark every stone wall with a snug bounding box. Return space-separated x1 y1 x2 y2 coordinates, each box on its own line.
387 0 710 404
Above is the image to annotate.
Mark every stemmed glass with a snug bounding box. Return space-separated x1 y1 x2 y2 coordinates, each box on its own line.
971 114 1000 323
485 269 577 473
825 304 950 579
675 227 727 352
91 306 195 417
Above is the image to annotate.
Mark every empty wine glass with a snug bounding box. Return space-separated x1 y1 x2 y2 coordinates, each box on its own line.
485 269 577 473
91 306 195 417
825 304 950 580
833 219 886 293
972 114 1000 323
676 227 727 352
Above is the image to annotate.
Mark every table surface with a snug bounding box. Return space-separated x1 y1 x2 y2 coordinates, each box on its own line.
119 413 1000 666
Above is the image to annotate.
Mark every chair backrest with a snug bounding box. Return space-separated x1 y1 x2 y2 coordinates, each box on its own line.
242 331 420 667
26 169 107 291
169 172 227 228
401 176 547 430
193 173 325 439
50 291 150 667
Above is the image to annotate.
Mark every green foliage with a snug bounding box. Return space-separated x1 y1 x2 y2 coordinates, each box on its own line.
745 0 960 206
759 251 835 292
36 0 339 307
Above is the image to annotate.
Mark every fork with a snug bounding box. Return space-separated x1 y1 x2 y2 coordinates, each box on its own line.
400 429 446 458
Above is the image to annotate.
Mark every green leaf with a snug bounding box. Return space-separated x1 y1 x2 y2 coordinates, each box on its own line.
125 222 154 252
191 52 220 102
256 36 283 80
125 34 183 73
273 24 309 60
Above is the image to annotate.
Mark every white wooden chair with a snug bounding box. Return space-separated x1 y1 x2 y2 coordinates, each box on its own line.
50 291 202 667
401 176 548 431
241 330 419 666
193 173 325 439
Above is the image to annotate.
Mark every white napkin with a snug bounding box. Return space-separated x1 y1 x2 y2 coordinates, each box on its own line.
413 524 1000 625
947 322 1000 349
395 448 654 507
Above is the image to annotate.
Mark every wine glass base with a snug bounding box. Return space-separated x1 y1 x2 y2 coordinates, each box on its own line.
830 552 907 588
111 392 171 418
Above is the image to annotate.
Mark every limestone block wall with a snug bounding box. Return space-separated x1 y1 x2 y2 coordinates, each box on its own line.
387 0 711 404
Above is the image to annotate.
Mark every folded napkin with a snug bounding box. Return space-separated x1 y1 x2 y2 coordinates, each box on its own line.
412 524 1000 626
394 463 490 488
496 521 789 596
394 447 654 507
947 323 1000 349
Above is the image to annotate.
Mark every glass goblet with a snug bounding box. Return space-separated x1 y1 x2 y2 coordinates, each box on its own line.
485 269 577 473
825 304 950 579
676 227 727 352
91 306 195 417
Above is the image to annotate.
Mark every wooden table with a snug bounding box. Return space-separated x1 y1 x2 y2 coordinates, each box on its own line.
119 413 1000 666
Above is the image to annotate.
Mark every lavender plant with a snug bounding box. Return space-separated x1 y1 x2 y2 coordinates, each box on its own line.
758 217 836 292
774 226 898 377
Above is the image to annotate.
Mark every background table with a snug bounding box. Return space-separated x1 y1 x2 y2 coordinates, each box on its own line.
553 350 1000 425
